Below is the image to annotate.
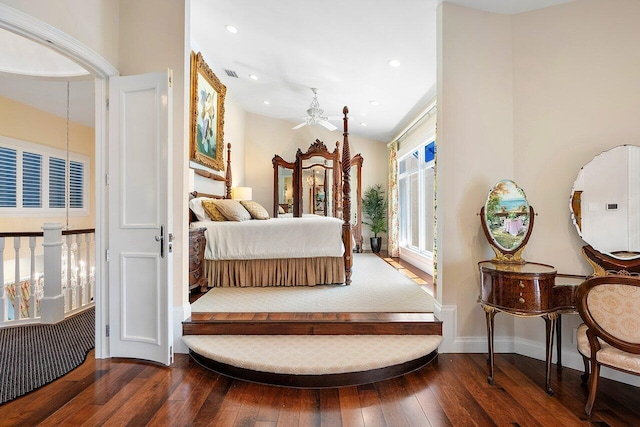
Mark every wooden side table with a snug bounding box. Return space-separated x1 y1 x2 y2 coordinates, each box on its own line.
189 227 208 292
478 260 557 394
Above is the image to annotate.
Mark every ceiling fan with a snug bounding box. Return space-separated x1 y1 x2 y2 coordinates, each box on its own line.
292 88 338 131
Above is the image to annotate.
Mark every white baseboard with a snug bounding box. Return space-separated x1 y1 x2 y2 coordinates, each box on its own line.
173 302 191 354
437 303 640 388
514 337 640 387
399 247 433 276
437 302 514 353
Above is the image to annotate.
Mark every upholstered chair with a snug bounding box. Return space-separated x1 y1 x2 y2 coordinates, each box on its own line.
576 275 640 416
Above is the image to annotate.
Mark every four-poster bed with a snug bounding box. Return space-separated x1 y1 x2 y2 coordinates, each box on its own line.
189 107 354 288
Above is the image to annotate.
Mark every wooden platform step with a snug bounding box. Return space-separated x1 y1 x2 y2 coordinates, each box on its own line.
183 312 442 336
183 334 443 387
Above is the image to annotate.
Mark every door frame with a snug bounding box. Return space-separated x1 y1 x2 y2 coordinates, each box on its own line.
0 3 118 358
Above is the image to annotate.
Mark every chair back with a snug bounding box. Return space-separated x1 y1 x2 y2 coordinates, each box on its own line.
577 275 640 354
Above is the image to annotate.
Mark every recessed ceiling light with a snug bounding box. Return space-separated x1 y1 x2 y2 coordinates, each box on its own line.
263 100 270 105
225 25 238 34
249 74 258 80
360 122 368 127
369 100 379 106
388 59 401 67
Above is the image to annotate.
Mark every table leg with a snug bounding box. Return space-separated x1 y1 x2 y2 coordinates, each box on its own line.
556 314 563 371
543 313 557 396
483 305 496 385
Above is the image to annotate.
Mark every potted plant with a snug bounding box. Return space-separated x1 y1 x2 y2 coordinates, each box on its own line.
362 184 387 253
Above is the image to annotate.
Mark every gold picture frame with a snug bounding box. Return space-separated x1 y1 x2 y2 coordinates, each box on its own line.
190 51 226 170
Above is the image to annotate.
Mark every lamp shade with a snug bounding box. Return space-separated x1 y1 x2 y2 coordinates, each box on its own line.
232 186 252 200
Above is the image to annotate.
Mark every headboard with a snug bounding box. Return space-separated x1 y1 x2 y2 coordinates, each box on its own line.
189 143 232 223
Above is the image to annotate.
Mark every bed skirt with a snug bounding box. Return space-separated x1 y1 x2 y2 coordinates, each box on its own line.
204 257 345 287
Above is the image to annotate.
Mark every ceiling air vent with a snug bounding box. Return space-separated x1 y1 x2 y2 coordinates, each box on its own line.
224 69 239 78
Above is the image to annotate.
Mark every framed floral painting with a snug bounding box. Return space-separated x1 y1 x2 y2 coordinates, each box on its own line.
190 51 226 170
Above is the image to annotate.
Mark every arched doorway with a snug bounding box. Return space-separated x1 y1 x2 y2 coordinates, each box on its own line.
0 3 116 358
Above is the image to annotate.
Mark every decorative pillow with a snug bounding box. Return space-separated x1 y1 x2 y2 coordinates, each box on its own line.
201 199 227 221
278 205 285 214
189 197 212 221
241 200 270 220
213 199 252 221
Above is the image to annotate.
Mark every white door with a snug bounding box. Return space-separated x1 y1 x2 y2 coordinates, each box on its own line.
108 72 173 365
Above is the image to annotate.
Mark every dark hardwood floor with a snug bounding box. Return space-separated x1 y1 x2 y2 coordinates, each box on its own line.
9 256 628 424
1 350 637 426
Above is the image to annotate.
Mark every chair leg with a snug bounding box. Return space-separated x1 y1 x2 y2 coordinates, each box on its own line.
585 361 600 416
581 355 590 384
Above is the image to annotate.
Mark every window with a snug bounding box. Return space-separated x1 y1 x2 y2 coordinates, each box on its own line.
398 140 435 257
0 136 89 216
0 146 17 208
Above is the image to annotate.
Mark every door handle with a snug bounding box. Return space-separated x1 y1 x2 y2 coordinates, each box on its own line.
155 225 165 258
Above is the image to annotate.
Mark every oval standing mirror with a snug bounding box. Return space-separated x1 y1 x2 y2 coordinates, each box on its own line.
480 179 534 263
570 145 640 260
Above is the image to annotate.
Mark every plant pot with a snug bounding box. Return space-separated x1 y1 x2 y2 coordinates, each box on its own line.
370 237 382 253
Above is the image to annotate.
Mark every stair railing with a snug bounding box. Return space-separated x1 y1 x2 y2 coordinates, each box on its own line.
0 223 95 327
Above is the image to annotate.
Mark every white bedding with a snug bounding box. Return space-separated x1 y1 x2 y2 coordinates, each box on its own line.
191 215 345 260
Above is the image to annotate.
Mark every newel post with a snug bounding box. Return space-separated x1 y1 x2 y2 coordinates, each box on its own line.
40 223 65 324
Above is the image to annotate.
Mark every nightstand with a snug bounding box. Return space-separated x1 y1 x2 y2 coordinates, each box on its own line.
189 227 208 292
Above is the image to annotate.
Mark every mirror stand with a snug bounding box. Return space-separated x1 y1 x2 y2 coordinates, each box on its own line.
582 245 640 276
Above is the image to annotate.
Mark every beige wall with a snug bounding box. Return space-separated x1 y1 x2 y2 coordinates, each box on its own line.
437 3 514 342
118 0 189 313
223 92 247 187
1 0 119 68
0 94 95 232
510 0 640 372
190 83 247 195
439 0 640 384
244 112 389 244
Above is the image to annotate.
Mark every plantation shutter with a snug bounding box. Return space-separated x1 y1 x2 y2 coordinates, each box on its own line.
0 147 17 207
69 161 84 208
23 152 42 208
49 157 66 208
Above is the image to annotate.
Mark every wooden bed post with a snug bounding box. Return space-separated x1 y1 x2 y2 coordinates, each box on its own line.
342 106 353 285
225 143 232 199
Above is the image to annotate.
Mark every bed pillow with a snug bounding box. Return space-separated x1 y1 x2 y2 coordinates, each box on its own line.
201 199 227 221
278 205 285 214
214 199 252 221
189 197 212 221
240 200 270 220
